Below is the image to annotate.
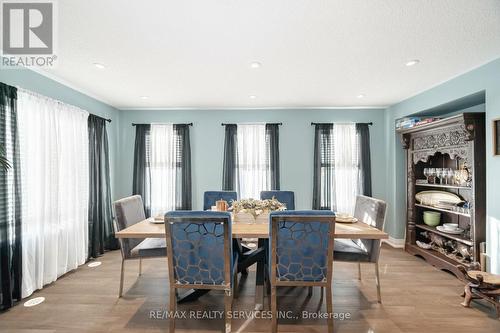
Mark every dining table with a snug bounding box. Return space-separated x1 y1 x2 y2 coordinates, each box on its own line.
115 216 388 309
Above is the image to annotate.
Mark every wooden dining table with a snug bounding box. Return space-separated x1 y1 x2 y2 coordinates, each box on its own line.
115 217 388 308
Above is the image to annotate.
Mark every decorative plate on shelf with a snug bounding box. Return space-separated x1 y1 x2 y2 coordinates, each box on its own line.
415 191 462 206
436 226 465 234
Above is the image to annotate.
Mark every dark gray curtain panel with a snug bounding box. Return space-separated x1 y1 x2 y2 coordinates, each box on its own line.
356 123 372 196
312 123 335 210
173 124 192 210
222 124 238 191
132 124 151 216
266 123 280 190
88 115 118 259
0 82 22 310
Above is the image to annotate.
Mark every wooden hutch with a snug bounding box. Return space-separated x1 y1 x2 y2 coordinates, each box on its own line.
398 113 486 278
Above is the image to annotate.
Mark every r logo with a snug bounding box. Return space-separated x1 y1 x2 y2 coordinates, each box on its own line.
2 2 53 54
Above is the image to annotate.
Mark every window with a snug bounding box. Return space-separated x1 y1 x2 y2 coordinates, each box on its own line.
150 124 176 216
316 123 361 214
236 124 270 199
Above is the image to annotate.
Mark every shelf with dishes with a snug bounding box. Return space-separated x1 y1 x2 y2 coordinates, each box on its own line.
415 224 472 246
415 182 471 190
415 203 471 217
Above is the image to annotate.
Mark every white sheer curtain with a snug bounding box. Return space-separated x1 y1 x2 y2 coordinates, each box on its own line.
332 123 359 215
150 124 176 216
236 124 270 199
17 89 89 298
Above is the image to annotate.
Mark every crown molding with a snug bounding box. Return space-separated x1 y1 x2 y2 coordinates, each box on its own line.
118 106 388 111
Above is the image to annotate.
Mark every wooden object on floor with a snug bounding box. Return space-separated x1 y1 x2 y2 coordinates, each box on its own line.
398 113 486 278
458 264 500 319
115 217 389 240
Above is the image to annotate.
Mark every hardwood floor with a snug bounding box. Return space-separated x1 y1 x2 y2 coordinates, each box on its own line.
1 245 499 333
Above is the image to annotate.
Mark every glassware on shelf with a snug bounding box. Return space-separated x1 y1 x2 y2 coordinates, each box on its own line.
444 168 454 185
423 168 430 183
436 168 445 184
429 168 437 184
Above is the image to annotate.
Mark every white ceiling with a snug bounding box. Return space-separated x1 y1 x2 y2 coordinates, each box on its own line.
44 0 500 109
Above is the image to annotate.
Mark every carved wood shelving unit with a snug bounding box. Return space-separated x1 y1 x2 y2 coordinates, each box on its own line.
398 113 486 278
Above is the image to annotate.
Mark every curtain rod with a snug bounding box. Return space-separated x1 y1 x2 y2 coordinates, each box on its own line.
221 122 283 126
310 122 373 126
90 114 111 122
131 123 193 126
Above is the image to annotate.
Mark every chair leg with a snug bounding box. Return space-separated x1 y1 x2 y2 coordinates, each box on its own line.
233 272 239 299
224 290 232 333
358 261 362 281
169 287 176 333
271 286 277 333
375 262 381 303
119 259 125 297
308 286 313 297
326 285 334 333
139 258 142 276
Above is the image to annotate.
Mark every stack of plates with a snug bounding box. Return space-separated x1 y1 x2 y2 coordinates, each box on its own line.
436 225 464 234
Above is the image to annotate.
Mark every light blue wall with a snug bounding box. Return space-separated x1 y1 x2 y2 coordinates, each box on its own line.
386 57 500 273
117 108 387 210
0 68 121 198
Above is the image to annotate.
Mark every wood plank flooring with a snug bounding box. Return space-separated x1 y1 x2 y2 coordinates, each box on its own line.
1 245 499 333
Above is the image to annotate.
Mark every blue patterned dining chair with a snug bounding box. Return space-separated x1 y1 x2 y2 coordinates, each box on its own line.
164 211 238 333
203 191 238 210
268 210 336 333
334 195 387 303
113 195 167 297
260 190 295 210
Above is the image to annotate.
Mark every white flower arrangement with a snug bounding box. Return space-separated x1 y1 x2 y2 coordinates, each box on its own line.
229 197 286 218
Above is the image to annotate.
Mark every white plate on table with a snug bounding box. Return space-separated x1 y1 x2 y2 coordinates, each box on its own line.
150 216 164 224
336 216 358 223
436 226 464 234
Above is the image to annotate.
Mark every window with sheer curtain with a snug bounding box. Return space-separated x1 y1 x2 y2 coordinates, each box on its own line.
314 123 362 215
149 124 176 217
17 89 89 298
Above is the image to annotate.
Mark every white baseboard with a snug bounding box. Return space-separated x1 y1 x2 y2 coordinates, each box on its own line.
382 237 405 249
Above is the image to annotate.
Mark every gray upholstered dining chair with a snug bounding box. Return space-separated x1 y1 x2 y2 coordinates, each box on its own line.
260 190 295 210
268 210 336 333
334 195 387 303
164 211 238 333
113 195 167 297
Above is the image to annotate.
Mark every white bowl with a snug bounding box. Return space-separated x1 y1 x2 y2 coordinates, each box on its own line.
443 223 458 230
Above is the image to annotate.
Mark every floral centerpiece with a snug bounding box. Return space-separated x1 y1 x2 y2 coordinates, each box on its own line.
229 197 286 223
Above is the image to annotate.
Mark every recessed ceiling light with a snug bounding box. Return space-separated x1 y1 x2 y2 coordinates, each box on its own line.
249 95 257 99
357 94 365 99
250 62 261 69
140 96 149 100
93 62 105 69
405 59 420 67
88 261 102 268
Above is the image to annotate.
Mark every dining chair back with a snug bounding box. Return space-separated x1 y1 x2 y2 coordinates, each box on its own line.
354 195 387 263
268 210 335 333
203 191 238 210
113 195 167 297
164 211 237 333
333 195 387 303
260 190 295 210
113 195 145 259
